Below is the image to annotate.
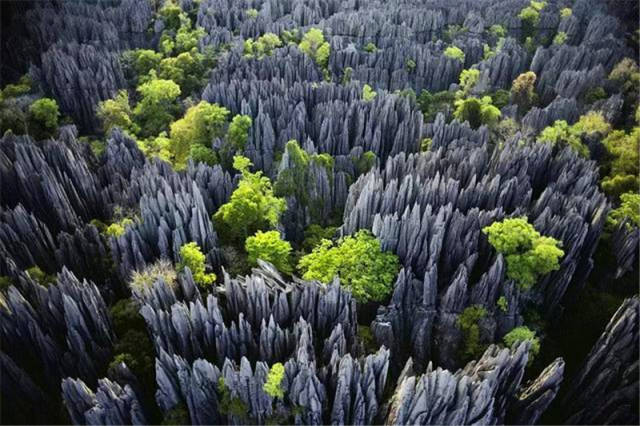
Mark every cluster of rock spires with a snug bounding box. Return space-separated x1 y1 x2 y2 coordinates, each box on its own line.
1 0 638 424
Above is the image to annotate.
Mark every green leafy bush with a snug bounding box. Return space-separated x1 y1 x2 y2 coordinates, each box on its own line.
417 90 456 123
246 8 258 19
457 305 487 361
297 229 399 303
537 120 588 157
301 225 337 253
583 87 607 104
607 192 640 230
25 266 56 287
244 33 283 58
601 128 639 198
29 98 60 138
488 24 506 38
214 156 286 244
97 90 138 135
444 46 465 62
217 378 249 418
355 150 377 174
511 71 537 112
362 84 377 101
553 31 567 45
133 76 181 137
453 96 501 129
503 326 540 362
299 28 330 69
420 137 433 152
179 242 216 287
572 111 611 136
245 230 293 274
457 68 480 98
363 42 377 53
497 296 508 313
226 115 252 151
263 363 285 399
105 217 134 238
130 259 177 291
483 217 564 289
169 100 229 169
560 7 572 18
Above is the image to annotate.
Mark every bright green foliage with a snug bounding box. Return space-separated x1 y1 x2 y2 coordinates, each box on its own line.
511 71 537 112
553 31 567 45
130 259 177 290
417 90 456 123
301 225 337 252
362 84 377 101
493 117 520 144
0 75 31 100
583 87 607 104
406 58 416 72
245 231 293 274
453 96 501 129
246 8 258 19
29 98 60 137
560 7 572 18
169 101 229 168
538 120 588 157
299 28 330 69
609 58 640 128
281 29 301 44
503 326 540 362
601 128 639 198
263 363 285 399
572 111 611 136
125 49 163 77
97 90 138 135
25 266 56 287
217 378 249 418
214 156 286 244
156 49 209 94
342 66 353 84
179 242 216 287
489 24 506 38
297 230 400 303
244 33 283 58
133 77 181 137
497 296 508 313
530 1 546 11
138 133 173 163
444 46 465 62
420 137 433 152
105 217 134 237
607 193 640 230
483 217 564 289
457 305 487 361
363 42 377 53
226 115 252 151
457 68 480 98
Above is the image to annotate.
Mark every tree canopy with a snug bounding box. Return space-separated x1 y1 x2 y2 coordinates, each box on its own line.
245 230 293 274
178 242 216 287
297 229 400 303
483 217 564 289
214 156 286 244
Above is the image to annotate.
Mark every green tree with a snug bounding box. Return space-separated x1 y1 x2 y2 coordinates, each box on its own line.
214 156 286 244
483 217 564 289
244 33 282 58
297 230 399 303
301 224 337 252
28 98 60 138
553 31 567 45
444 46 465 62
169 101 229 168
560 8 572 18
519 3 541 39
362 84 377 101
607 192 640 230
572 111 611 136
179 242 216 287
453 96 501 129
503 326 540 362
457 68 480 98
538 120 588 157
133 76 181 137
105 217 134 237
25 266 56 287
497 296 508 313
96 90 138 134
226 114 252 151
511 71 537 113
363 42 377 53
245 230 293 274
124 49 162 78
299 28 330 69
246 8 258 19
417 90 456 123
263 363 285 399
457 305 487 361
488 24 506 38
601 128 639 198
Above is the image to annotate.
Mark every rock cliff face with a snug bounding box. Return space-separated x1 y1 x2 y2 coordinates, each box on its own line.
345 137 606 368
560 297 639 425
